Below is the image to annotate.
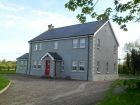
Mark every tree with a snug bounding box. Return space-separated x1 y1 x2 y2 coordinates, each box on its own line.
65 0 140 31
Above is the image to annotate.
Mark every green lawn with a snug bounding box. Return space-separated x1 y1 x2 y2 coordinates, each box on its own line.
96 79 140 105
0 76 10 91
96 88 140 105
0 70 16 74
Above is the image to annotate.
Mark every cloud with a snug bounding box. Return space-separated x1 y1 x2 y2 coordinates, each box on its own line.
0 2 25 12
4 20 15 28
6 14 24 20
27 10 78 32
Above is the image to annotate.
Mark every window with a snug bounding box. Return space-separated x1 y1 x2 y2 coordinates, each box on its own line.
54 41 58 49
79 61 85 71
38 43 42 50
114 63 116 73
106 62 109 73
61 61 64 71
73 39 78 48
114 45 117 54
38 61 41 68
34 43 42 51
80 38 86 48
97 61 100 73
34 43 38 51
33 60 37 69
97 39 100 49
72 61 77 71
20 61 24 65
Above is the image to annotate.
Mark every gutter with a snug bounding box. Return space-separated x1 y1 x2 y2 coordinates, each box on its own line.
87 36 90 81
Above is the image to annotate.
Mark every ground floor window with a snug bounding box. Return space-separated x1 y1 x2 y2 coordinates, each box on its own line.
72 61 78 71
38 60 41 68
33 60 37 69
61 61 64 71
79 61 85 71
97 61 100 73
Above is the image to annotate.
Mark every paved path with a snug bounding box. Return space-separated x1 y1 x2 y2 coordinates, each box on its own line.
0 75 112 105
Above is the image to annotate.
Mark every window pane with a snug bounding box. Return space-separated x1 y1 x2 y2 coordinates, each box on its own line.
34 43 38 51
79 61 85 71
54 41 58 49
38 61 41 68
97 61 100 72
106 62 109 73
80 38 85 48
33 60 37 68
73 39 78 48
72 61 77 71
38 43 42 50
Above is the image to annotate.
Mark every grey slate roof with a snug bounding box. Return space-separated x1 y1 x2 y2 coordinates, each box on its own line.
29 20 107 42
17 53 29 60
48 52 62 60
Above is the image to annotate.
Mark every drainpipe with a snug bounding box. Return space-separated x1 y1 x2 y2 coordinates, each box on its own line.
28 43 32 75
87 36 90 81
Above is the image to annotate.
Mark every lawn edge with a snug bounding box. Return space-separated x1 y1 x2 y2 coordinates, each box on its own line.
0 81 11 94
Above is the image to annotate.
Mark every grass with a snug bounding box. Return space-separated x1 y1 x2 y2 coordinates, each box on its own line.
0 76 10 91
0 70 16 74
96 79 140 105
97 88 140 105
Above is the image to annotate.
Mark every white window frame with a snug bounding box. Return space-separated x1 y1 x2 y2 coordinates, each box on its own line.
80 38 86 48
72 61 78 71
73 39 78 48
38 60 41 68
38 43 42 50
34 43 38 51
79 61 85 72
97 61 100 73
54 41 58 49
97 39 100 49
33 60 37 69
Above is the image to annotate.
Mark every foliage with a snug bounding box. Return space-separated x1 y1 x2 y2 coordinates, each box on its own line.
0 76 10 91
65 0 140 31
0 59 16 71
96 79 140 105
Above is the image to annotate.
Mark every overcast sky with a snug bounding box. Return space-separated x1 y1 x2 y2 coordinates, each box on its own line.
0 0 140 60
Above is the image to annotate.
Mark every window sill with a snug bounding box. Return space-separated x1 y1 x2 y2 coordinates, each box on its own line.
106 72 109 74
96 71 101 74
72 70 77 72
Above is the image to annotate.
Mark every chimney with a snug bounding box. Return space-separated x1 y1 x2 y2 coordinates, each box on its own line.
48 24 54 30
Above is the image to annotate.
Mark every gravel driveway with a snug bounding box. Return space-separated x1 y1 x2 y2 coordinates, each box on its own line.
0 75 112 105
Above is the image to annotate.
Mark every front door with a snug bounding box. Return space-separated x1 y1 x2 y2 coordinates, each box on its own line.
45 60 50 76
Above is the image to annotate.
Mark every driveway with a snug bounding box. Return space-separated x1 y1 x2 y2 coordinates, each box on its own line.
0 75 112 105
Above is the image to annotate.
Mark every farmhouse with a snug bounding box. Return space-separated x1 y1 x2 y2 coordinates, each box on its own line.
16 20 119 81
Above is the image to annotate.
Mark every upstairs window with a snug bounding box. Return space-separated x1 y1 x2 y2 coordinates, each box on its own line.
38 43 42 50
34 43 38 51
73 39 78 48
97 61 100 73
72 61 78 71
80 38 86 48
97 39 100 49
34 43 42 51
114 45 117 54
54 41 58 49
79 61 85 71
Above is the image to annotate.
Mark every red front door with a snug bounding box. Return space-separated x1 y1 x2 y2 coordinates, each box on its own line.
45 60 50 76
